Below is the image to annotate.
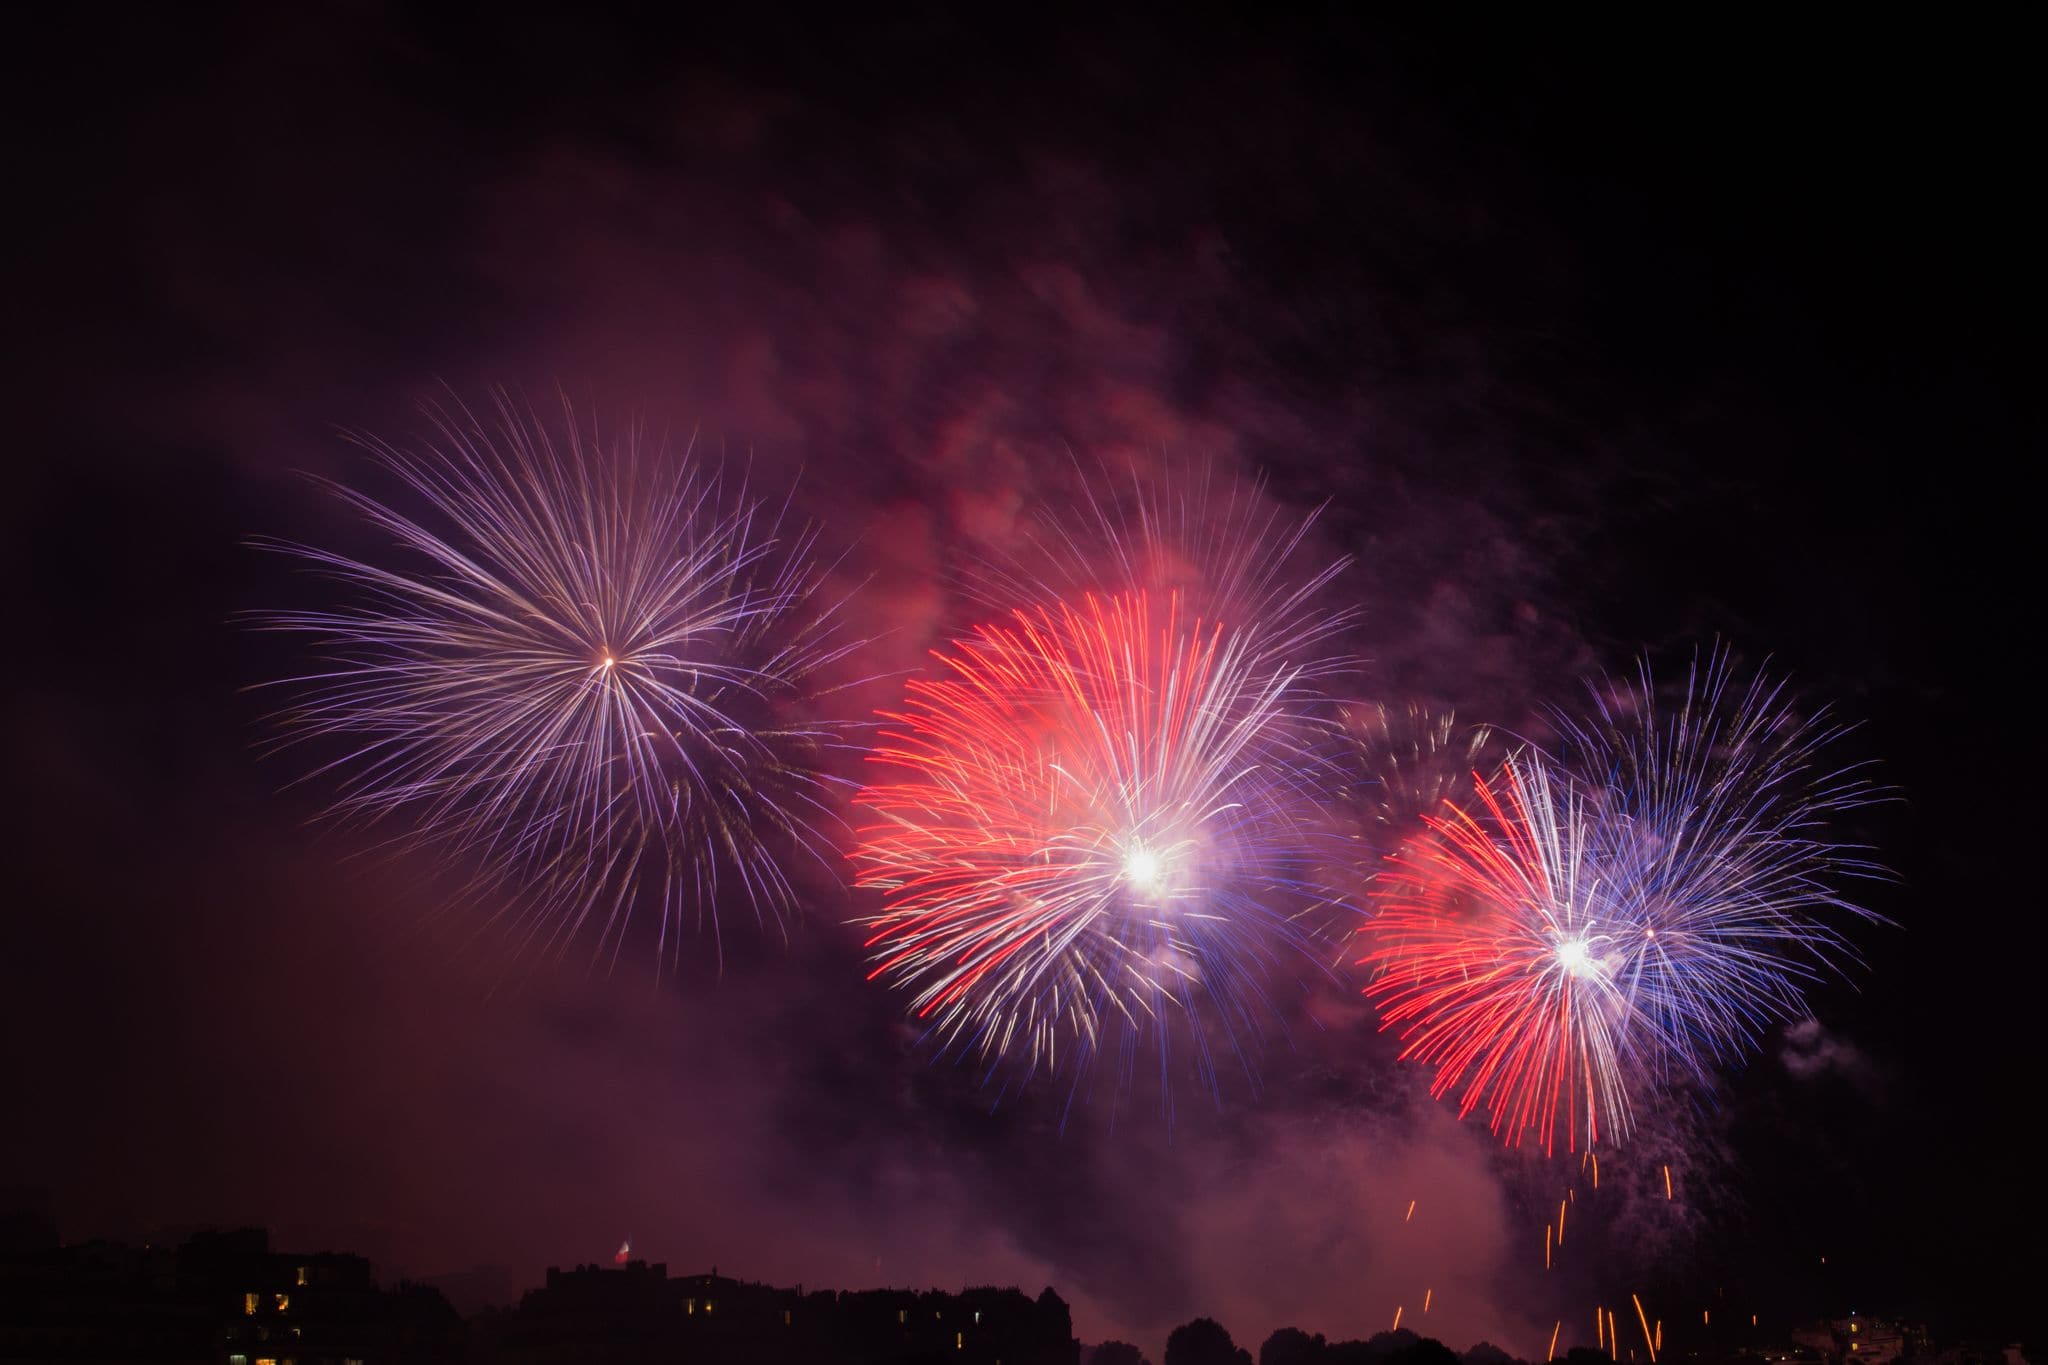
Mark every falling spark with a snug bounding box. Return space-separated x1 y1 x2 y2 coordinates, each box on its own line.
1548 1321 1562 1363
1424 1288 1433 1313
1656 1321 1663 1353
1545 1224 1552 1269
1592 1153 1599 1188
1393 1306 1404 1331
1406 1199 1417 1222
1633 1294 1658 1364
1597 1307 1605 1351
1558 1197 1567 1243
1664 1164 1673 1200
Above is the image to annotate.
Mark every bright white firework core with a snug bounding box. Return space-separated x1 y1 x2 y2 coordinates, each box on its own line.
1555 936 1595 977
1123 845 1164 891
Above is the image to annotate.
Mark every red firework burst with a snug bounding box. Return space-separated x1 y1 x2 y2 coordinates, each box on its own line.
852 587 1329 1086
1359 755 1634 1154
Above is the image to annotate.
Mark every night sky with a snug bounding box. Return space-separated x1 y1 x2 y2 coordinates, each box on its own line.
5 7 2039 1358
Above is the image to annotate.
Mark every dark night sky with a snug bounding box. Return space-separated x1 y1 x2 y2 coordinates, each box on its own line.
4 6 2040 1358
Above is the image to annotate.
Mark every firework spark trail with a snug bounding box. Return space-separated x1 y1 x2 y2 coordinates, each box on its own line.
980 457 1353 680
1338 701 1496 837
250 393 854 969
853 586 1337 1095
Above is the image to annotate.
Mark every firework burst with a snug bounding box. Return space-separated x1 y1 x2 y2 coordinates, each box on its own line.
250 392 852 968
853 587 1336 1094
1360 752 1636 1153
1555 648 1889 1082
1359 649 1886 1153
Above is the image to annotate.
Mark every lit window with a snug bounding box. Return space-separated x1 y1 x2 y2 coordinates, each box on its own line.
257 1359 277 1365
975 1310 982 1324
706 1302 714 1314
957 1331 964 1349
274 1293 290 1313
784 1309 792 1325
244 1293 259 1316
899 1309 907 1324
296 1266 310 1287
686 1299 695 1314
230 1356 249 1365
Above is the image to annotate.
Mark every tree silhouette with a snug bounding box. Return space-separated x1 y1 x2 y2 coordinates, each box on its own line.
1167 1317 1254 1365
1262 1326 1328 1365
1037 1287 1075 1345
1092 1343 1152 1365
1463 1343 1519 1365
1387 1337 1462 1365
1325 1330 1462 1365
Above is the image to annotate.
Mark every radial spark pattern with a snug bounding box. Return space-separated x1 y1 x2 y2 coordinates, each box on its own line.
1361 753 1634 1153
1556 651 1889 1081
1360 651 1886 1152
252 395 849 966
854 588 1331 1089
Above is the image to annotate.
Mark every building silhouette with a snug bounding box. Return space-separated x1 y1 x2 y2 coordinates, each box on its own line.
472 1259 1079 1365
0 1226 462 1364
